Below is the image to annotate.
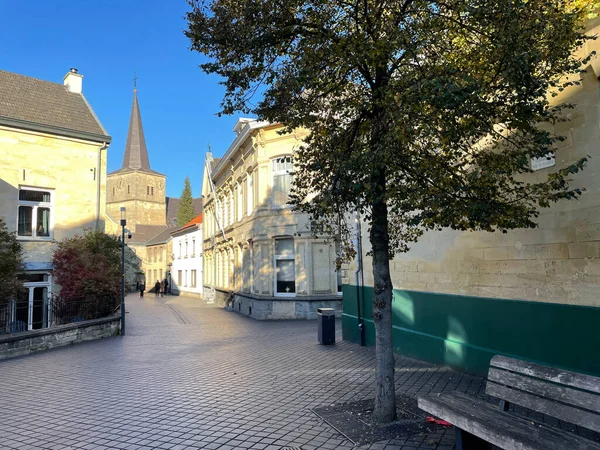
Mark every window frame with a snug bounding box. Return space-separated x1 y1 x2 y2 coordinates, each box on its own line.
247 171 254 215
17 187 53 240
271 156 294 208
274 237 296 297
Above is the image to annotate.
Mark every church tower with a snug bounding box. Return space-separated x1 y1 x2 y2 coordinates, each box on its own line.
106 85 166 232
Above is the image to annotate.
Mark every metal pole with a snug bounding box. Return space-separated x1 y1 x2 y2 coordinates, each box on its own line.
121 223 126 335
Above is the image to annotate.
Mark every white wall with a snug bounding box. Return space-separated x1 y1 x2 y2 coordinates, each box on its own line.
171 227 203 297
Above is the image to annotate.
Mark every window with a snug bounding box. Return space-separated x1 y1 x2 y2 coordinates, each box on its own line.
272 156 293 206
184 270 188 287
228 191 233 225
147 186 150 195
159 247 162 262
335 240 343 295
159 269 163 281
112 187 115 196
185 241 188 257
192 239 196 257
237 182 243 221
178 242 182 258
247 172 254 214
127 185 130 194
178 270 182 286
274 238 295 295
151 186 154 196
191 270 196 288
18 188 52 238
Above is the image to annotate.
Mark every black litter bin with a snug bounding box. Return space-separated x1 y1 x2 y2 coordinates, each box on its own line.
318 307 336 345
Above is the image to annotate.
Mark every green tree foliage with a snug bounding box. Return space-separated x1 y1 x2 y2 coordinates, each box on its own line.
0 218 25 304
53 230 121 300
186 0 595 421
177 176 196 226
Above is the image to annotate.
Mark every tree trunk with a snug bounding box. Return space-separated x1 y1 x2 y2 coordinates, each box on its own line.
370 165 396 423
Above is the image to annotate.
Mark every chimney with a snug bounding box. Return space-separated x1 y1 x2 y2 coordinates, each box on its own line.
63 68 83 94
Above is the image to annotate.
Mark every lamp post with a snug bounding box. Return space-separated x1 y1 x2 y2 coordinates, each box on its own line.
120 207 126 335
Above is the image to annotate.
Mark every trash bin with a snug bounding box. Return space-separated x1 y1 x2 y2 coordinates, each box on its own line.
318 307 336 345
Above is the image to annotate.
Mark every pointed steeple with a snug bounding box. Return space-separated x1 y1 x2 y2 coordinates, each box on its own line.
121 86 151 171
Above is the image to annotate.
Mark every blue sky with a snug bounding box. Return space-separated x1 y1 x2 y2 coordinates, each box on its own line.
1 0 245 199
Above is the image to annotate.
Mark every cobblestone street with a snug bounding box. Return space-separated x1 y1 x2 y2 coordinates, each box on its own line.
0 295 486 450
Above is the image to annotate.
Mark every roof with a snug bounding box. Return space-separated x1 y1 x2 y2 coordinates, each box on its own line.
109 89 164 176
210 118 270 179
0 69 111 143
129 225 168 244
166 197 203 227
183 213 203 227
170 213 203 236
146 226 178 246
122 90 151 171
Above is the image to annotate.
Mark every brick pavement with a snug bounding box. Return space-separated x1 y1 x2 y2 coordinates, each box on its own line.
0 294 487 450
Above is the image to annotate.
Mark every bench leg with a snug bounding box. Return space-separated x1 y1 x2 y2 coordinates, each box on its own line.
455 427 491 450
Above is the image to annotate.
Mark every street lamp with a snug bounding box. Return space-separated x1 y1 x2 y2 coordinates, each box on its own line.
120 207 126 335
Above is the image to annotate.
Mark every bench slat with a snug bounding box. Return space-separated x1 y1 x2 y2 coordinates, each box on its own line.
487 382 600 433
491 356 600 394
488 367 600 413
418 392 600 450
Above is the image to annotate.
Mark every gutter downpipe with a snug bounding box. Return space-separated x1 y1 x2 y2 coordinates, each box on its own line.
95 142 108 230
355 213 365 346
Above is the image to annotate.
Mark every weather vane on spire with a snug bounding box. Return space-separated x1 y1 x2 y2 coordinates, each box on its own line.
133 71 137 91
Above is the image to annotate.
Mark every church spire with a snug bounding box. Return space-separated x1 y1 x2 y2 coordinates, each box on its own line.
121 82 151 171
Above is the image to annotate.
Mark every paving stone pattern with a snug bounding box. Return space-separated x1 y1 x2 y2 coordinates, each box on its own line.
1 294 488 450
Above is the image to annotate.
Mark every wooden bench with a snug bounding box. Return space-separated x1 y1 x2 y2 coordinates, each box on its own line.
418 355 600 450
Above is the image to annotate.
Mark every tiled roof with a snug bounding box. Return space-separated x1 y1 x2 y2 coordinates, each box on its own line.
170 213 202 236
0 69 110 142
183 213 203 227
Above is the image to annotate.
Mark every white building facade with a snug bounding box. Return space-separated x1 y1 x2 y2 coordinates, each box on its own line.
170 214 203 298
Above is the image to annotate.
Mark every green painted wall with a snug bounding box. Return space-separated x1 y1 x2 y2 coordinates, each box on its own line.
342 285 600 376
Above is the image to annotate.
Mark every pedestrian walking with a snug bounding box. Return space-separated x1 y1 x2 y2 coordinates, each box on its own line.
154 280 160 297
139 283 145 298
164 278 169 295
160 280 165 298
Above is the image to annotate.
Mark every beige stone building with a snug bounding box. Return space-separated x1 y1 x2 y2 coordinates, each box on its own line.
202 119 343 319
0 68 111 329
343 17 600 377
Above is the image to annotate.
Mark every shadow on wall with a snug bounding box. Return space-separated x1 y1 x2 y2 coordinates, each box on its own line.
205 186 338 296
345 285 600 377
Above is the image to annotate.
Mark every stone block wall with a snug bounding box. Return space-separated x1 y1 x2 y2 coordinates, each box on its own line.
231 292 342 320
0 315 121 361
106 171 166 231
355 21 600 308
0 127 107 265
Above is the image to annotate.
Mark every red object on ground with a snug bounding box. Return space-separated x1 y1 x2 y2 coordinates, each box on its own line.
426 416 452 426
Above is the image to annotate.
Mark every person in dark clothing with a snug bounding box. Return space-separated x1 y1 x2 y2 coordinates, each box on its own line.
139 283 145 298
164 278 169 295
154 280 160 297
